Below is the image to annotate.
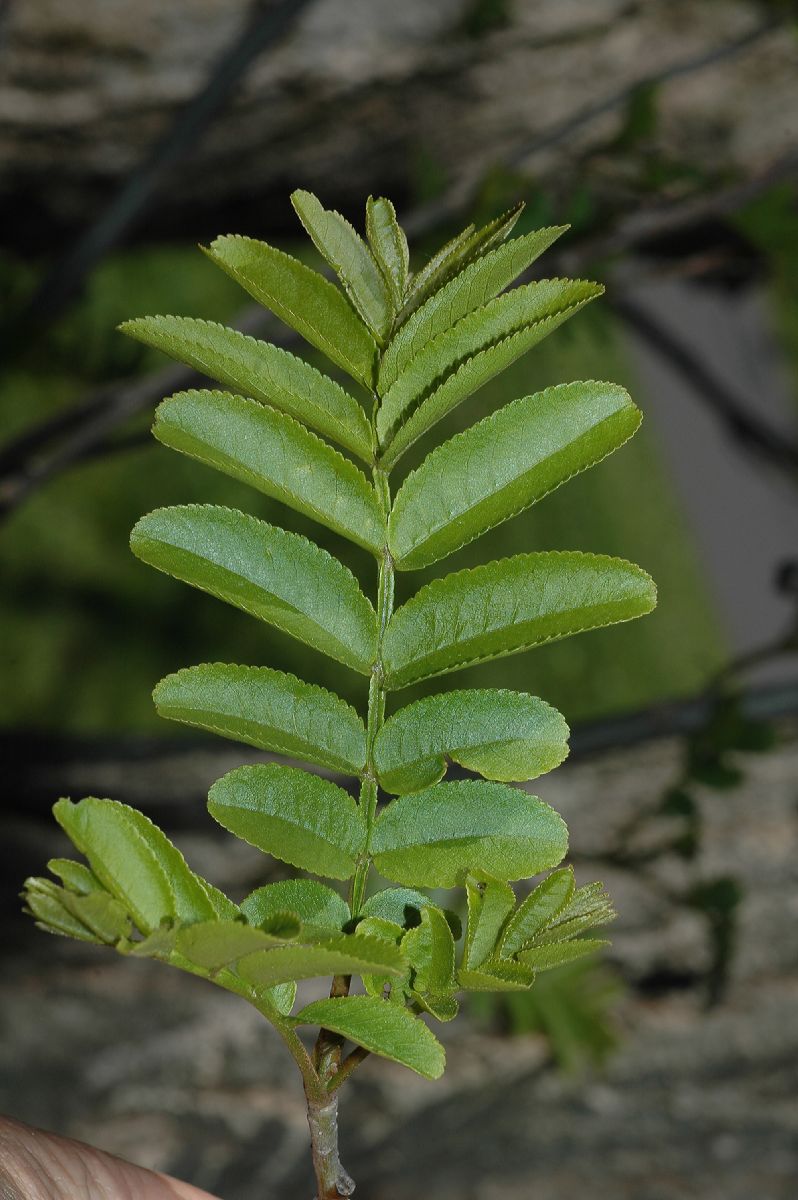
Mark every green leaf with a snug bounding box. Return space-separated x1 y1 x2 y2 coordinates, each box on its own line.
176 920 295 971
208 764 366 880
131 506 377 674
464 873 516 969
379 226 567 394
293 995 446 1079
205 235 377 387
47 858 103 895
378 278 602 457
241 879 350 933
154 663 366 776
59 891 133 944
402 204 525 318
53 798 231 934
292 190 392 341
499 868 575 957
402 906 456 994
389 381 641 569
383 551 657 689
153 390 383 554
517 939 609 972
118 316 373 462
236 936 406 989
23 879 104 943
371 780 568 888
361 887 434 927
458 961 536 991
374 689 569 794
357 917 409 999
366 196 409 309
411 992 459 1022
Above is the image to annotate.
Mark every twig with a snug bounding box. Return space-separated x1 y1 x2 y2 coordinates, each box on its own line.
3 0 314 344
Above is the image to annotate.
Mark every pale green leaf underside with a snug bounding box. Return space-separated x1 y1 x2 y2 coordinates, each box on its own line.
241 879 350 932
378 278 603 453
236 937 405 989
517 938 609 972
366 195 409 309
371 780 568 888
153 663 366 776
206 235 377 387
499 867 575 957
402 203 524 319
389 380 641 569
131 505 377 674
382 551 657 689
54 798 235 934
379 225 567 394
119 315 373 462
153 390 383 553
208 764 366 880
292 189 392 341
374 689 569 794
465 874 516 970
294 995 445 1079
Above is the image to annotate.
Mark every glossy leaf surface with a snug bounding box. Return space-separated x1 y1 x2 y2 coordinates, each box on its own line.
389 381 641 568
371 780 568 888
153 390 383 553
206 235 377 387
154 663 366 775
131 506 377 674
292 190 392 341
119 316 373 461
208 764 366 880
294 995 445 1079
383 552 657 689
374 689 569 794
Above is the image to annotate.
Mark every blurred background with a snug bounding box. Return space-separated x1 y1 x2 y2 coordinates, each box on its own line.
1 1 797 1197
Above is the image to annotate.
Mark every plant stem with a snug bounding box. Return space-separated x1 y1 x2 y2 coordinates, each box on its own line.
305 1089 356 1198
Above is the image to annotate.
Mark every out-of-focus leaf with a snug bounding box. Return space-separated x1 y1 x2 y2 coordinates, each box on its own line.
374 689 569 794
383 552 657 689
205 235 377 387
118 316 373 461
208 764 366 881
131 506 377 674
293 995 446 1079
292 190 392 341
153 390 383 553
371 780 568 888
389 381 641 569
154 663 366 775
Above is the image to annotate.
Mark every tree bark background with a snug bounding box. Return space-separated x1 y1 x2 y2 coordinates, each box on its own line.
2 0 797 246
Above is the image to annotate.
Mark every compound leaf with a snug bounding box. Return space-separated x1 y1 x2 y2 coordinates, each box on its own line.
131 506 377 674
118 316 373 462
374 689 569 794
383 551 657 689
366 196 409 309
379 225 566 394
371 780 568 888
465 873 516 969
378 278 602 457
205 235 377 387
53 798 233 934
517 939 609 972
241 879 350 933
389 381 641 569
208 764 366 881
236 936 405 989
499 867 575 958
153 390 383 553
293 995 445 1079
154 663 366 776
292 190 392 341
